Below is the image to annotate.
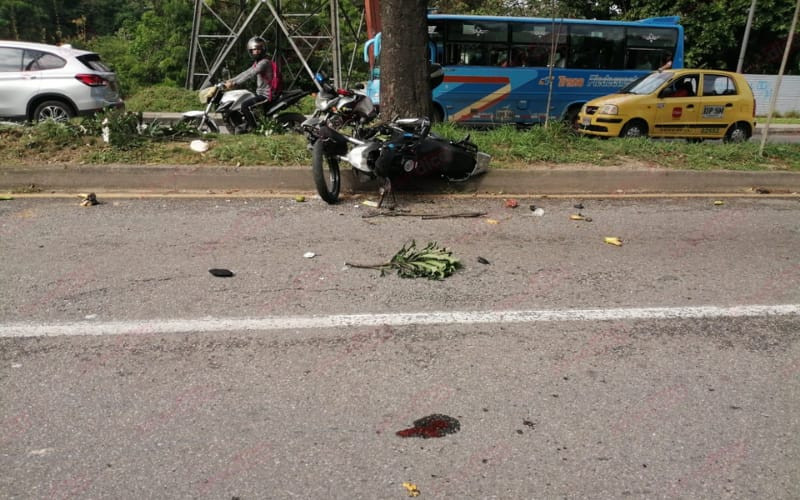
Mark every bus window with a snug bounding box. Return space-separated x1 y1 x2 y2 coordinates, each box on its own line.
625 26 678 70
447 20 507 43
429 21 445 64
445 20 507 66
568 25 624 69
510 22 566 68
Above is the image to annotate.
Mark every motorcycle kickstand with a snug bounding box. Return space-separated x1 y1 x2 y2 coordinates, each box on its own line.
378 178 396 209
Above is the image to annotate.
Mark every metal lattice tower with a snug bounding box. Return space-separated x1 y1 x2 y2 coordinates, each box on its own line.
186 0 366 91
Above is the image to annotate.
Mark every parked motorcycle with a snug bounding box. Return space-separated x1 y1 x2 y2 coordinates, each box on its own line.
310 116 490 205
182 82 310 134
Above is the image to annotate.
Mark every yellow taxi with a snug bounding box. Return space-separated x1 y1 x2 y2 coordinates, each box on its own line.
577 69 756 142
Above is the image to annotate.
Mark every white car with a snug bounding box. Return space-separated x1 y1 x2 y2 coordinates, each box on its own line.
0 40 124 122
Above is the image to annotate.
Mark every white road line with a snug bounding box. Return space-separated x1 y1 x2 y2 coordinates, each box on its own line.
1 304 799 339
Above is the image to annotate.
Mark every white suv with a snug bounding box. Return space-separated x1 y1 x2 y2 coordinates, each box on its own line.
0 40 124 122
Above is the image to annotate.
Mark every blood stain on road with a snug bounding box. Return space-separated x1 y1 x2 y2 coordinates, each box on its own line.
396 414 461 438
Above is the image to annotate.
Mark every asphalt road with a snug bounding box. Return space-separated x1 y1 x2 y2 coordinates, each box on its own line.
1 196 799 499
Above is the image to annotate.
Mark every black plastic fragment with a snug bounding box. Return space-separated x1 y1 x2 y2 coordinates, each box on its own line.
209 268 234 277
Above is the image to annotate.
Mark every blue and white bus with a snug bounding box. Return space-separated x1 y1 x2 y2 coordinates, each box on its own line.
365 14 684 125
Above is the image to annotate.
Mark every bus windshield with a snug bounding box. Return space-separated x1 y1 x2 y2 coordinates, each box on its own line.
365 14 684 125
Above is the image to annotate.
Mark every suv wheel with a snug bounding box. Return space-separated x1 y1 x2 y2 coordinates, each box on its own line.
33 100 73 123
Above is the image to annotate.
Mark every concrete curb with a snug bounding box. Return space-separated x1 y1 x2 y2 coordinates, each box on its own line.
2 164 799 196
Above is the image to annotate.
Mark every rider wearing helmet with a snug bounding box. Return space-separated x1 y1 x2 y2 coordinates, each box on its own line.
224 36 278 133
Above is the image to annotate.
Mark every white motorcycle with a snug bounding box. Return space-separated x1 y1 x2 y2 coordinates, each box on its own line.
182 82 309 134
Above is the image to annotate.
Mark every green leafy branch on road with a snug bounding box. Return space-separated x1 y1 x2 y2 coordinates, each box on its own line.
346 241 462 280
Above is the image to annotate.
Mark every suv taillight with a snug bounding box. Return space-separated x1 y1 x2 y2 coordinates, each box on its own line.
75 74 108 87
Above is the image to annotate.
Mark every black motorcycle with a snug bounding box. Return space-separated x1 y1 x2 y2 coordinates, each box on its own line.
310 116 490 205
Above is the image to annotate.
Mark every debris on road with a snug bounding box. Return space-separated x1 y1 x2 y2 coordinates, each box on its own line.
294 195 306 202
604 236 623 247
477 256 490 265
362 211 485 220
529 205 545 217
714 200 725 206
504 198 519 208
574 203 585 210
0 195 14 201
396 414 461 438
79 193 99 206
189 139 210 153
570 213 592 222
402 482 421 497
303 251 316 259
208 268 234 277
345 241 461 280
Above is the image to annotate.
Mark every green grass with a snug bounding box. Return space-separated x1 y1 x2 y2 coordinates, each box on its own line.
763 117 800 124
1 116 799 171
124 85 199 113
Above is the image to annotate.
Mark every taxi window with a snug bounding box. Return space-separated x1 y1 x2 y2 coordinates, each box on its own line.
702 74 737 96
662 74 698 98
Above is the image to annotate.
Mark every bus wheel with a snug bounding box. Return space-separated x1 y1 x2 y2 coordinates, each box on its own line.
563 105 582 132
620 120 648 138
431 105 444 123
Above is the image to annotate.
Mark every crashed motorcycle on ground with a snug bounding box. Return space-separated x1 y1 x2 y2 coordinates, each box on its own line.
302 73 489 205
182 82 310 134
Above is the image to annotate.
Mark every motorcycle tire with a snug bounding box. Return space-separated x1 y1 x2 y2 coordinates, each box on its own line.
183 116 220 134
276 112 306 133
198 118 220 134
311 140 341 204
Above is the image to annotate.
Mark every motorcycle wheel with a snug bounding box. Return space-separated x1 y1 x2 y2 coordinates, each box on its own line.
198 117 220 134
276 112 306 133
183 116 220 134
311 141 341 204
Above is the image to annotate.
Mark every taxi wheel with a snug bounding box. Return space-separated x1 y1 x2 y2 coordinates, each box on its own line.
724 122 751 143
620 120 648 138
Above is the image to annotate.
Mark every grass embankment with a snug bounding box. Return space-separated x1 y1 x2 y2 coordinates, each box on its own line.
0 85 798 171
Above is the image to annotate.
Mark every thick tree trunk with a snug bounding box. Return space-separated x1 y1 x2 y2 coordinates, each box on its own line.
378 0 431 119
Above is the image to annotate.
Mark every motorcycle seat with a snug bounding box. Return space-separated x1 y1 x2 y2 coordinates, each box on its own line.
394 117 431 137
281 89 307 100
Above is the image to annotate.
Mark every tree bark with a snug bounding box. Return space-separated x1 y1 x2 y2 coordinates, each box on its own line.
378 0 431 119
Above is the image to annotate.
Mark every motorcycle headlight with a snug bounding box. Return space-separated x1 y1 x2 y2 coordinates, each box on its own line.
600 104 618 115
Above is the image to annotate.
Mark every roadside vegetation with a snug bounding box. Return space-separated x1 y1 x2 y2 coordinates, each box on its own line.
2 102 799 171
